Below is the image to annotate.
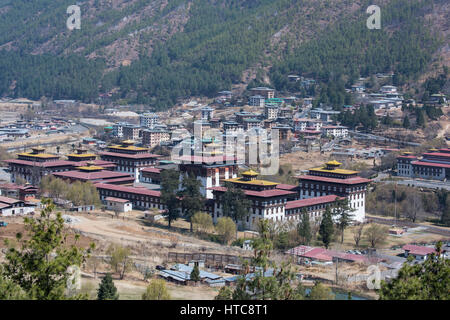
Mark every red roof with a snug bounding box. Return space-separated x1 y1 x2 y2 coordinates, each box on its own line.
297 175 371 185
0 203 10 209
75 160 116 168
286 245 376 263
275 184 297 191
0 195 22 204
4 159 75 167
141 167 161 174
209 186 295 198
94 183 161 197
53 170 132 181
0 183 19 190
403 244 436 256
176 155 237 164
322 125 347 129
411 161 450 169
285 195 340 210
99 151 161 159
439 148 450 153
423 152 450 158
105 197 131 203
297 130 321 134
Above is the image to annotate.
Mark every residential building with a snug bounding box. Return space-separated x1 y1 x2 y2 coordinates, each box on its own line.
201 106 215 121
140 113 159 129
112 122 130 138
322 125 349 138
0 195 36 216
249 95 265 107
122 125 141 141
264 104 278 120
294 118 323 132
250 87 275 99
142 129 171 148
310 108 341 122
104 197 132 213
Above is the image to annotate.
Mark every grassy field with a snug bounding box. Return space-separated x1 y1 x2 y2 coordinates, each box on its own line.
79 276 219 300
329 223 449 252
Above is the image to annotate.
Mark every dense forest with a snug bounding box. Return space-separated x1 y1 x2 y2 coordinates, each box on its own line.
0 0 446 108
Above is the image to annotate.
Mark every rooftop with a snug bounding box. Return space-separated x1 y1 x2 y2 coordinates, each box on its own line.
94 183 161 197
209 186 295 198
297 175 371 185
285 195 341 210
403 244 436 256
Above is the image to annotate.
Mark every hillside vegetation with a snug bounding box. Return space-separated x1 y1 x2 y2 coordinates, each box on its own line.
0 0 447 108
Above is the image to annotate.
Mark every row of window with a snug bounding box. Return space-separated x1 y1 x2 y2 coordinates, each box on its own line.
100 190 160 203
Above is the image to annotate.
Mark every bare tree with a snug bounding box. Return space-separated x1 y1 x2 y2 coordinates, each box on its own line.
353 224 365 248
403 190 424 223
364 224 389 248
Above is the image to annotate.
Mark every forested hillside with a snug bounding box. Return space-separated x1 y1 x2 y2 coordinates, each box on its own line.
0 0 447 108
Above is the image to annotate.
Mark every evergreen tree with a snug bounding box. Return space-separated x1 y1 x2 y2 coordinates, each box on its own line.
333 199 355 244
2 198 92 300
97 273 119 300
190 263 201 282
416 108 426 127
142 279 171 300
307 282 334 300
402 115 410 129
160 169 180 229
379 242 449 300
179 172 205 232
222 182 252 230
228 220 305 300
297 209 312 245
319 207 334 249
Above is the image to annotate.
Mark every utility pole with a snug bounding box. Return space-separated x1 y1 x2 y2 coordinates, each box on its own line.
335 258 339 285
394 181 397 227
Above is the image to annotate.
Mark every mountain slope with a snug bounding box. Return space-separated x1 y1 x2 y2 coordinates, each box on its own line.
0 0 447 108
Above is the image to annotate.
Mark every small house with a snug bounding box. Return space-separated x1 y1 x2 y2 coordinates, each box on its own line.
105 197 132 213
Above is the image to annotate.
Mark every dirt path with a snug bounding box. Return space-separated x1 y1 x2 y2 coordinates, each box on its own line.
69 214 248 258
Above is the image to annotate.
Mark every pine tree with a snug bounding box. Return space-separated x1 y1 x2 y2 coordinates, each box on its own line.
297 209 312 245
160 169 180 228
97 273 119 300
402 115 410 129
416 108 426 127
190 263 201 282
179 172 205 232
2 198 92 300
334 199 355 243
319 207 334 249
379 242 450 300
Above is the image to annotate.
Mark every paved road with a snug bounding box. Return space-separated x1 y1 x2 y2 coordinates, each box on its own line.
395 179 450 191
367 216 450 237
349 131 421 147
374 174 450 191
